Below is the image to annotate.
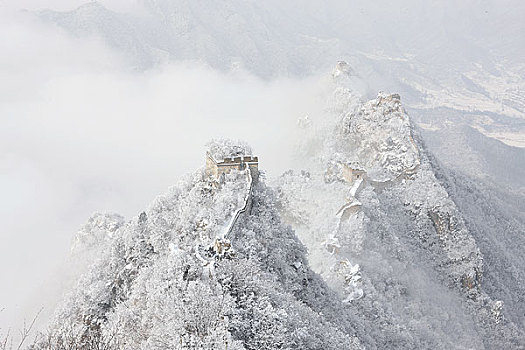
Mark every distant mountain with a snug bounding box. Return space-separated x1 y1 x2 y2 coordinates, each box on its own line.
420 122 525 194
38 0 525 161
39 1 340 76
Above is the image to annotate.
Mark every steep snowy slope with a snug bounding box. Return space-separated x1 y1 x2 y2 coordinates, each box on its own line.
275 74 525 348
434 164 525 332
37 141 363 350
420 123 525 194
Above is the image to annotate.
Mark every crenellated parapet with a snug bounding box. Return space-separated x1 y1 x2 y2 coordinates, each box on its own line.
206 152 259 181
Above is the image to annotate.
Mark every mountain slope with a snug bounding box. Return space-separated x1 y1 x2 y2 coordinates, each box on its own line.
275 75 525 348
38 143 362 349
420 123 525 194
434 161 525 331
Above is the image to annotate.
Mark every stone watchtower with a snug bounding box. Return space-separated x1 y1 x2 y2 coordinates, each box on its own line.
206 152 259 181
342 163 366 184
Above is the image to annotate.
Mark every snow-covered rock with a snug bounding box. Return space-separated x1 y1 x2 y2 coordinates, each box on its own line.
274 66 525 348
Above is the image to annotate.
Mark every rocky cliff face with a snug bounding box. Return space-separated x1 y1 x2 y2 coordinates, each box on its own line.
275 71 525 348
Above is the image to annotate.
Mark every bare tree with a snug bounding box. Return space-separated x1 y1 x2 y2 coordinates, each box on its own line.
1 308 41 350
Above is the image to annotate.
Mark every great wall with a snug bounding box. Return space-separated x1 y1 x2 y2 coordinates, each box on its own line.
195 151 258 266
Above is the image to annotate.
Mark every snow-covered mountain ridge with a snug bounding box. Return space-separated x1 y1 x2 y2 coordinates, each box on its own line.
275 73 525 348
